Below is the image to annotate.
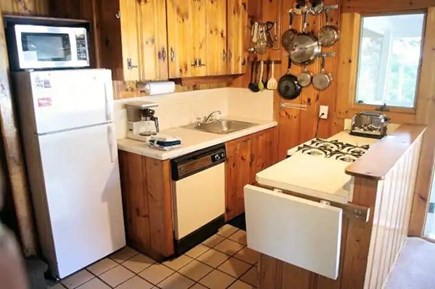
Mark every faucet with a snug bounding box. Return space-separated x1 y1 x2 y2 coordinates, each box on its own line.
204 110 222 123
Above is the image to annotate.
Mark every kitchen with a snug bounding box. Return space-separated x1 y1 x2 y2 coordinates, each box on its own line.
0 0 434 289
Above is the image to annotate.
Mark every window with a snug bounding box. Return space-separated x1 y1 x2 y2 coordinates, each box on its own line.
355 13 425 108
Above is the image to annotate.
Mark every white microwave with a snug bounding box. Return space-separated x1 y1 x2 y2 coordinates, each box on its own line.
7 24 90 70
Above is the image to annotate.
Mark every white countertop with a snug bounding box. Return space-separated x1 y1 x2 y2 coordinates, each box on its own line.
117 117 277 160
260 131 380 204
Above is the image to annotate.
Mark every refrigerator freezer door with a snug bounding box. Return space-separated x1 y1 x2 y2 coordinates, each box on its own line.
37 123 125 278
29 69 113 134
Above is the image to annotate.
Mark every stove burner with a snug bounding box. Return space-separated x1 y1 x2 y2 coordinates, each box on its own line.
297 139 370 162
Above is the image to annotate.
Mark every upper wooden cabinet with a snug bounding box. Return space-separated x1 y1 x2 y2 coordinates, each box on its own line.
167 0 247 78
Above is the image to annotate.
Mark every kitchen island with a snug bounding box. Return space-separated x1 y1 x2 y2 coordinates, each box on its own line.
245 124 426 289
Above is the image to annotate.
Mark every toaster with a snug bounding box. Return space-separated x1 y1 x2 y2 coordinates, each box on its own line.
350 112 389 139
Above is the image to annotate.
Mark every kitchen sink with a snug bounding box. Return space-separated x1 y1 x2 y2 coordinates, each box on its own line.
183 119 257 134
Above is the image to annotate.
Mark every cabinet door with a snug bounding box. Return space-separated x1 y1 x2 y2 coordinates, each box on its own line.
205 0 227 75
227 0 248 74
167 0 195 78
251 128 277 178
225 136 253 221
120 0 141 80
138 0 168 80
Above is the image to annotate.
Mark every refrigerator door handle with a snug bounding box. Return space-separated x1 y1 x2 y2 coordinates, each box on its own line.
104 83 113 122
107 126 115 163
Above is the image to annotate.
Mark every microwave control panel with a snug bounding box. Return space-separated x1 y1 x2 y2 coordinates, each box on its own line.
75 34 88 61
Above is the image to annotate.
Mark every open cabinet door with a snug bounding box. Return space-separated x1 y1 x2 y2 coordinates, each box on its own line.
244 185 342 280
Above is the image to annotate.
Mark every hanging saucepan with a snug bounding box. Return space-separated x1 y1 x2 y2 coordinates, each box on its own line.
318 8 340 47
297 65 313 87
281 10 298 52
312 55 332 91
289 10 321 65
278 57 302 100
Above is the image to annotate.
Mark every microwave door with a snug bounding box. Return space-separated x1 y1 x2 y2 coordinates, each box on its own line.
14 25 89 69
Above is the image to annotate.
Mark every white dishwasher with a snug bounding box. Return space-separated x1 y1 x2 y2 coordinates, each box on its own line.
171 144 226 254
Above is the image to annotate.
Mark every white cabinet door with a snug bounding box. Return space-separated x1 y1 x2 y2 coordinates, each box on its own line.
244 185 342 280
38 123 125 278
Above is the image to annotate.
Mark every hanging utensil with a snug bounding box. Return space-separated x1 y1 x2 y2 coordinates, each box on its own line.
263 61 270 87
312 55 332 91
267 61 278 90
297 65 313 87
293 0 306 16
289 9 321 65
258 60 265 91
248 61 260 92
318 8 340 47
278 57 302 100
255 25 268 54
281 10 298 52
309 0 324 15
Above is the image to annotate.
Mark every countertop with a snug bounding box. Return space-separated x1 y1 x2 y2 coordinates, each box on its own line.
117 117 277 160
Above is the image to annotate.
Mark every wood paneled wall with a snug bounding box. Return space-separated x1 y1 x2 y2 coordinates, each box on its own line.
0 0 48 15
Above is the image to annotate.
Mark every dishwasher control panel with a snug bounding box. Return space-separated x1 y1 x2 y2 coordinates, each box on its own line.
171 144 226 181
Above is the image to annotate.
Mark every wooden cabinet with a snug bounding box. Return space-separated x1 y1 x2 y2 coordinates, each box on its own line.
225 127 277 220
49 0 168 81
167 0 247 78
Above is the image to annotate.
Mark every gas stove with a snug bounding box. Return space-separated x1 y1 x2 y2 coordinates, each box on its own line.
296 138 370 163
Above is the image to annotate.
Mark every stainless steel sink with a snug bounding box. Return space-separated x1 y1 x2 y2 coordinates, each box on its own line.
183 119 257 134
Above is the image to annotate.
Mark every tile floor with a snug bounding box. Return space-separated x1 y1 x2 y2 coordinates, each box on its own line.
48 225 258 289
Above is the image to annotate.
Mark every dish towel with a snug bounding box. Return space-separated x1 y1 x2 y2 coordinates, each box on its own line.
148 135 182 151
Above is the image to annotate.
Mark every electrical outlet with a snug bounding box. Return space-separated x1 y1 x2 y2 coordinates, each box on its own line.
319 105 328 119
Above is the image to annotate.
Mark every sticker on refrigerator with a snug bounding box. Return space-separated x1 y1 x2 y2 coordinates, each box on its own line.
38 97 52 107
35 77 52 89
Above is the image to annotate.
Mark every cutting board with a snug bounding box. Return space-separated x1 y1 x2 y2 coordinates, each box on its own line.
244 185 343 280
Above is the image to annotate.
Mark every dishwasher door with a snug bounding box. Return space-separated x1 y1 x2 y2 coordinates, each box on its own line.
173 163 225 240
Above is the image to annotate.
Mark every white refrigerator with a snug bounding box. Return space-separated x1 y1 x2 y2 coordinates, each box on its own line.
13 69 126 278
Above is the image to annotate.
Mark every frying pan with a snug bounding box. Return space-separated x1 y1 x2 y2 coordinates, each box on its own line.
278 57 302 100
289 10 321 65
318 8 340 47
312 55 332 90
281 10 298 52
297 65 312 87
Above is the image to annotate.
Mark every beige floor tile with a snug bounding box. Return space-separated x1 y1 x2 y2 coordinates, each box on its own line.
228 230 247 246
234 247 259 265
217 225 239 238
240 266 258 287
199 270 235 289
214 239 245 256
75 278 111 289
61 270 93 289
157 272 195 289
99 265 135 287
115 276 154 289
139 264 175 285
217 257 251 278
202 234 225 248
228 280 254 289
110 247 139 263
87 258 118 275
190 284 208 289
178 260 213 281
163 254 194 271
122 253 155 273
185 244 210 258
48 283 66 289
196 248 229 268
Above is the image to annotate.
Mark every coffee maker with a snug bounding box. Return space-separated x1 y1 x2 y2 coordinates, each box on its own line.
125 101 160 142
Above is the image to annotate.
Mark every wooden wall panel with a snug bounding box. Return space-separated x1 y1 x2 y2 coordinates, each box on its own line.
342 0 435 13
0 6 38 256
0 0 48 15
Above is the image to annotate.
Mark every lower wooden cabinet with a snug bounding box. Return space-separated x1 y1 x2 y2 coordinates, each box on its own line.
118 127 277 258
225 127 277 220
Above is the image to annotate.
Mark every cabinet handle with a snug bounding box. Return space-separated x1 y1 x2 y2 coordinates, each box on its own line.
127 58 138 70
158 47 167 61
223 49 227 61
191 58 198 67
115 11 120 19
198 58 206 67
170 48 175 62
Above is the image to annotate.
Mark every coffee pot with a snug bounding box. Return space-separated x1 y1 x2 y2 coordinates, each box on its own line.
125 101 160 142
140 108 159 136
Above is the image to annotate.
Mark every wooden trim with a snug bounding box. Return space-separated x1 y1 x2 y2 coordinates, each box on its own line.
345 125 426 180
177 75 239 86
342 0 435 13
0 9 37 256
